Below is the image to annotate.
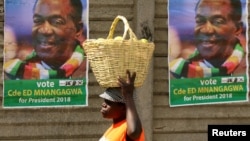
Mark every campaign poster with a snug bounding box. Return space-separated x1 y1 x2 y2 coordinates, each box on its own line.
168 0 248 107
3 0 89 108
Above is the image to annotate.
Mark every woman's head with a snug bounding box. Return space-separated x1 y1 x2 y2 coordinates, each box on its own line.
99 88 126 122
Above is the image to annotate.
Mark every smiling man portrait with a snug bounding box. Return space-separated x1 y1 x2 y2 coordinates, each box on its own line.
169 0 247 78
4 0 87 80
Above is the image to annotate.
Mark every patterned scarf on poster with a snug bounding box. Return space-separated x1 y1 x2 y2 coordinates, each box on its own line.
4 45 84 79
170 43 244 78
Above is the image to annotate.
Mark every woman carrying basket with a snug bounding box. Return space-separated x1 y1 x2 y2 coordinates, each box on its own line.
99 70 145 141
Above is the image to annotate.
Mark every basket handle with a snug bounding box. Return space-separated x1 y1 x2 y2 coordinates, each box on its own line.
107 15 138 40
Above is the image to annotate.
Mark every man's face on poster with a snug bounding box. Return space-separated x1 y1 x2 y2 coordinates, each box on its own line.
194 0 242 61
32 0 79 68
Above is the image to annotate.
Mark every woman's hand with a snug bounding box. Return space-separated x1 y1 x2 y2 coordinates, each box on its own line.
117 70 136 98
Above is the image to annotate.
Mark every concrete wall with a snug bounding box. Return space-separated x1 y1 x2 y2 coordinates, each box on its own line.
153 0 250 141
0 0 250 141
0 0 153 140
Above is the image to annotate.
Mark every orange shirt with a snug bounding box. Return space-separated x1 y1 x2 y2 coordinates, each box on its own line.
99 120 145 141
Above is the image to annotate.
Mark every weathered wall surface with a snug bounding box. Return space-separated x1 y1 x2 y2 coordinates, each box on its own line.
153 0 250 141
0 0 153 140
0 0 250 141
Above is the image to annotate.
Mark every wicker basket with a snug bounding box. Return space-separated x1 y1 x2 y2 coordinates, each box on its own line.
82 15 155 87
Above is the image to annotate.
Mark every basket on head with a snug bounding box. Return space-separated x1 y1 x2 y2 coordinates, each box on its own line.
82 15 155 87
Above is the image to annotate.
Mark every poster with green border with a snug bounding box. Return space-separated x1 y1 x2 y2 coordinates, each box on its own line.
4 79 88 108
170 76 248 106
3 0 89 108
168 0 248 107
